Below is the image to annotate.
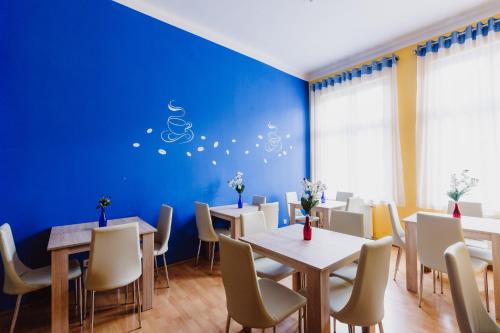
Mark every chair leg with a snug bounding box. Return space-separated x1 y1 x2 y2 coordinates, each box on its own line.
225 314 231 333
440 272 444 294
125 284 129 304
78 277 83 326
273 326 276 333
334 318 336 333
74 279 78 306
433 270 436 294
154 255 159 277
418 264 424 307
9 294 22 333
90 291 95 333
378 322 384 333
298 308 302 333
393 247 401 280
485 269 490 312
196 240 202 266
163 253 170 287
84 288 87 319
210 242 216 272
136 279 142 328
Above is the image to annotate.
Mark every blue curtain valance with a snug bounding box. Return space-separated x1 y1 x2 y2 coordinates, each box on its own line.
311 54 398 92
416 17 500 57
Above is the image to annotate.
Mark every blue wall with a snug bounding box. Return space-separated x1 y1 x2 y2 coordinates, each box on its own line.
0 0 309 308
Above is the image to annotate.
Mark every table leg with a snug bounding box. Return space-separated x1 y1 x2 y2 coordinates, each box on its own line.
290 204 296 225
492 235 500 320
405 221 418 293
323 208 331 229
362 326 375 333
306 269 330 333
51 249 69 333
142 232 154 311
231 217 240 239
292 272 301 291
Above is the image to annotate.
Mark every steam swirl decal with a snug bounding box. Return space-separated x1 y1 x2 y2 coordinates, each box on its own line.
160 100 194 144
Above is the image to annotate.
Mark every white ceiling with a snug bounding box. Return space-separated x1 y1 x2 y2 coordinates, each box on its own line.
114 0 500 80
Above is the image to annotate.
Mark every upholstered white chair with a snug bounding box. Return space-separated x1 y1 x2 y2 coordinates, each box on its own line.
346 197 372 238
219 235 306 333
194 202 230 272
416 213 489 310
241 211 295 281
328 236 393 333
0 223 83 333
445 242 500 333
387 201 406 280
153 204 172 287
252 195 267 206
446 201 492 265
84 223 143 332
285 192 319 225
335 191 354 202
328 210 365 283
259 202 279 231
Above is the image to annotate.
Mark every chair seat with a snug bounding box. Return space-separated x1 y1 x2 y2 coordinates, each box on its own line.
258 278 307 322
469 257 489 273
215 228 231 238
328 276 353 314
465 238 490 249
295 215 320 222
254 257 295 281
153 242 167 256
468 246 493 265
21 259 81 291
330 263 358 283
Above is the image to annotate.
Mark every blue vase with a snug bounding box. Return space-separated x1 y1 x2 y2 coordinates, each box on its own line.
321 191 325 204
237 194 243 209
98 208 107 228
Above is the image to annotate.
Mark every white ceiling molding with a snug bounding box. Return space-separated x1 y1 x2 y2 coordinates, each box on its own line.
113 0 309 79
309 2 500 81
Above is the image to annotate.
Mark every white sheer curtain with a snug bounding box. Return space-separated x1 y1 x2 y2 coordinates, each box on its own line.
311 65 405 205
416 31 500 214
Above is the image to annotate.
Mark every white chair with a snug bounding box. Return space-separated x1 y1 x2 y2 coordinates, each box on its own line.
346 197 372 238
0 223 83 333
219 235 306 333
328 236 393 333
388 201 405 280
84 223 142 332
252 195 267 206
285 192 319 225
416 213 489 310
241 211 295 281
336 191 354 202
445 242 500 333
446 201 492 265
153 204 172 287
195 202 230 272
328 210 365 283
259 202 279 231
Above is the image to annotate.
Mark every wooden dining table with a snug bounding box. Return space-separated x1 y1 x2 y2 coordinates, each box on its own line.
403 212 500 320
210 203 259 238
288 200 346 228
47 216 156 333
240 224 371 333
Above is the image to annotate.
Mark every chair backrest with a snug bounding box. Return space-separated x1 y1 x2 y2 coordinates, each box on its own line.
445 242 500 333
86 223 142 291
0 223 30 295
447 201 483 218
329 210 365 238
219 235 275 328
387 201 405 248
252 195 267 206
259 202 279 231
194 202 218 242
155 204 173 255
241 211 267 237
285 192 303 219
336 191 354 202
346 197 365 212
336 236 393 326
417 213 464 272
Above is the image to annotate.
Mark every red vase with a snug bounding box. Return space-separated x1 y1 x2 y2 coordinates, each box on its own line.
452 202 461 218
303 215 312 240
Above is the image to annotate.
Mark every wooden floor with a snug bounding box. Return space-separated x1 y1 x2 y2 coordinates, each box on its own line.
0 247 495 332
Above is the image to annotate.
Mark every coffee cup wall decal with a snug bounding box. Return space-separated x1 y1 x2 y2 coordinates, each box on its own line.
265 122 283 153
161 100 194 144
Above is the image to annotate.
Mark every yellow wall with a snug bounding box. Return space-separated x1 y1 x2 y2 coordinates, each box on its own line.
311 15 499 238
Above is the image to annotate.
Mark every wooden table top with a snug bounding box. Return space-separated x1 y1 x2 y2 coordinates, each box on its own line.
240 224 370 272
288 200 346 210
47 216 156 251
403 212 500 236
209 204 259 219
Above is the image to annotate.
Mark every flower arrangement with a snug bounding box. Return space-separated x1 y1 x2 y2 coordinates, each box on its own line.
96 196 111 228
228 172 245 194
300 178 327 215
447 169 479 202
